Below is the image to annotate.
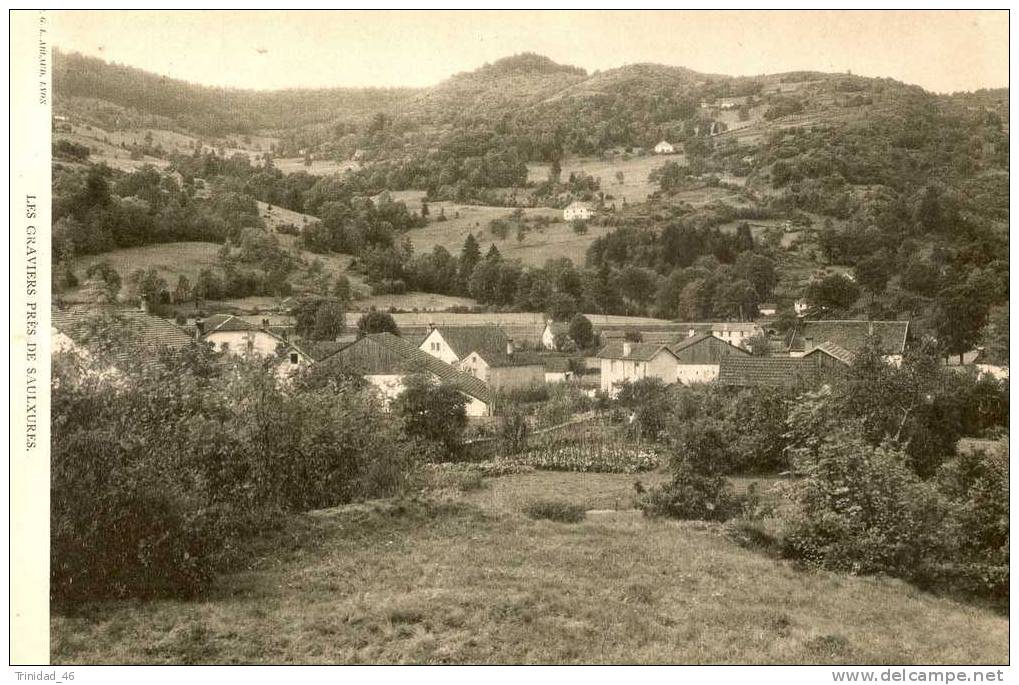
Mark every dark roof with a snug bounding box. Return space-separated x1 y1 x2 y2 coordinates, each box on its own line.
668 333 715 353
52 305 194 366
786 320 909 356
717 356 822 387
596 341 679 362
323 333 490 403
432 325 510 358
668 333 750 359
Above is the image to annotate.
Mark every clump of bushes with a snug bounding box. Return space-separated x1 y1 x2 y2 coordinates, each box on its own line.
523 499 586 523
51 325 424 604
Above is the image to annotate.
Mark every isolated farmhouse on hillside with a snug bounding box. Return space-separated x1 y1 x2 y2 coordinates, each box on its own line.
563 201 594 221
654 140 675 154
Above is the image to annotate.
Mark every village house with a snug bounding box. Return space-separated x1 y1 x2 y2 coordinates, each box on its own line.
654 140 675 154
785 320 910 364
419 324 510 365
198 314 312 376
668 334 750 384
52 304 195 378
320 332 492 416
563 201 594 222
758 302 777 317
540 320 570 350
543 357 575 383
596 340 680 396
459 346 545 391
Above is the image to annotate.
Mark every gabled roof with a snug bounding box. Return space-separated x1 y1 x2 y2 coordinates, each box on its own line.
52 305 194 366
717 356 822 387
471 350 544 368
298 340 353 362
596 341 679 362
429 325 509 359
202 314 261 334
324 332 490 403
786 320 909 356
804 341 856 366
668 333 750 359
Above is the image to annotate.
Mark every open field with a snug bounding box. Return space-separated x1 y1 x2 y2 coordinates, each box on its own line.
528 154 680 205
70 242 222 291
52 470 1008 664
272 157 360 176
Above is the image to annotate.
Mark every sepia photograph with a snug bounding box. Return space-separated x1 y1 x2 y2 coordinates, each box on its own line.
8 8 1011 672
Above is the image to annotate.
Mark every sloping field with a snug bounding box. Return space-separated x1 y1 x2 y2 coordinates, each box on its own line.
52 472 1008 664
528 154 680 205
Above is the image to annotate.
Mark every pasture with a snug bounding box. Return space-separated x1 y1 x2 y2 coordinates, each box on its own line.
272 157 360 176
527 154 677 204
51 469 1008 664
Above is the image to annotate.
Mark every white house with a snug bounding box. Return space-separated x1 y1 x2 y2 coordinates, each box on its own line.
668 334 750 385
540 320 570 350
595 341 680 397
654 140 675 155
563 201 594 222
419 324 509 365
322 332 492 417
199 314 312 377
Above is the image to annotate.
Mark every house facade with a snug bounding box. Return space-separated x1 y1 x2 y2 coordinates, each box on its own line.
199 314 312 377
669 334 750 384
418 324 510 365
323 332 492 416
563 201 594 222
596 341 680 396
654 140 675 154
459 349 545 391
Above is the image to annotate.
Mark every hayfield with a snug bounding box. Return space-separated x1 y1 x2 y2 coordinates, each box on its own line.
51 470 1008 664
70 242 222 290
272 157 360 176
527 154 678 204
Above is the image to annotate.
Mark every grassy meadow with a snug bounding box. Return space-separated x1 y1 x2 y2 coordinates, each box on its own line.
51 470 1008 665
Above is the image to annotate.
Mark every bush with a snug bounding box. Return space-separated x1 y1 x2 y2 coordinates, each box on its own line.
640 465 742 521
523 499 586 523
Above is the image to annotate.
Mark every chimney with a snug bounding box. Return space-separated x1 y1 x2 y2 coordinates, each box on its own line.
195 318 205 339
428 322 435 331
804 336 814 352
506 338 514 356
623 341 632 357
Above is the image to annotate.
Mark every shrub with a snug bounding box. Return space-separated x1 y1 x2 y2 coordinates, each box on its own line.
640 464 742 521
523 499 586 523
499 411 530 455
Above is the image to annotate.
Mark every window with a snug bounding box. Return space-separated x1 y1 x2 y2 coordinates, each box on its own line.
290 352 299 365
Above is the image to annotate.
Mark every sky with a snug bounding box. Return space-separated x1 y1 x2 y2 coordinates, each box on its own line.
51 10 1008 94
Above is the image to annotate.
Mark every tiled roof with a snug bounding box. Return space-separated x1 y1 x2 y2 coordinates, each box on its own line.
432 325 509 359
52 305 194 366
473 350 544 368
669 333 715 354
323 332 490 403
203 314 260 333
596 342 679 362
786 320 909 355
298 340 353 362
717 356 822 387
805 341 856 366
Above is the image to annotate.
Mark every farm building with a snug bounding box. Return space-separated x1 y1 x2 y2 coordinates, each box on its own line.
320 332 492 417
654 140 675 154
717 356 824 388
199 314 312 377
52 304 194 374
543 357 576 383
459 348 545 391
563 201 594 221
758 303 777 317
600 322 763 349
541 321 570 350
419 324 510 365
596 341 680 396
668 334 750 384
786 320 910 363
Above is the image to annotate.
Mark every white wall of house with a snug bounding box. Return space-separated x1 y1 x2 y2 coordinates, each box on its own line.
365 373 489 417
459 351 490 382
419 329 462 364
563 205 593 221
545 371 574 383
676 363 720 385
206 330 283 358
654 142 674 154
541 324 558 350
600 351 676 396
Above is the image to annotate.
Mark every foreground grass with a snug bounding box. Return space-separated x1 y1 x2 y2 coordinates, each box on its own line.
52 473 1007 665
